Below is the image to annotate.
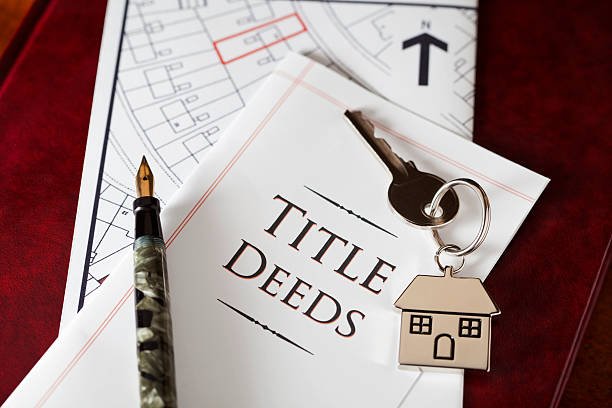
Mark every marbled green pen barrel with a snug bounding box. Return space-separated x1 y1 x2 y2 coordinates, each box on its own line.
133 156 177 408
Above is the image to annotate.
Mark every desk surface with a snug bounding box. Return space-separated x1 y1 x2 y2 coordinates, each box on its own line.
0 0 35 53
0 0 609 406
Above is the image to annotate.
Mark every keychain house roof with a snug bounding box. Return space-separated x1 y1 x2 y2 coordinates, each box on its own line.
395 270 500 370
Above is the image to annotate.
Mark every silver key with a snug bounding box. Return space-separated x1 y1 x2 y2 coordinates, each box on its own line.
344 110 458 228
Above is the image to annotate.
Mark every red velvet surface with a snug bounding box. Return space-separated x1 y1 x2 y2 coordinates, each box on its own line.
0 0 610 405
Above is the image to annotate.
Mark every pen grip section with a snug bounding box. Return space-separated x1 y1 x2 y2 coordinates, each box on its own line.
134 236 177 408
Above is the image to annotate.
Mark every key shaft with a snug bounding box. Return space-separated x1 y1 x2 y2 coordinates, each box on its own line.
345 111 410 181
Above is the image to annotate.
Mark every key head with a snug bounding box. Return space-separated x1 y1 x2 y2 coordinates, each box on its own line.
388 163 459 228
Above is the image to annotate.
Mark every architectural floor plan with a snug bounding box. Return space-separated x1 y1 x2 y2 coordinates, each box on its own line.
62 0 478 325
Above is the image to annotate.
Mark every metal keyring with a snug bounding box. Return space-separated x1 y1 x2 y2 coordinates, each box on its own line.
427 178 490 257
434 244 465 273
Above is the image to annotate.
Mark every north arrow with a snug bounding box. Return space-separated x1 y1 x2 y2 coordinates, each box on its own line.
402 33 448 86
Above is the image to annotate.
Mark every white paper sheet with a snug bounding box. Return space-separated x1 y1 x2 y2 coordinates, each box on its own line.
62 0 480 325
6 53 547 407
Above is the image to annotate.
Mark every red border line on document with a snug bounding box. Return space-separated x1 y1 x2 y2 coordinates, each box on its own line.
35 286 134 407
213 13 307 64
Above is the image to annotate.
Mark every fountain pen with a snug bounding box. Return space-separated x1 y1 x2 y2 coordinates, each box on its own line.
133 156 177 407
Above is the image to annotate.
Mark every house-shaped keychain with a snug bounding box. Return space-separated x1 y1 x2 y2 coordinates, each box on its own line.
394 267 500 370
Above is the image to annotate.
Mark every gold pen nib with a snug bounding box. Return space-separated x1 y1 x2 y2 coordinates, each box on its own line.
136 156 154 197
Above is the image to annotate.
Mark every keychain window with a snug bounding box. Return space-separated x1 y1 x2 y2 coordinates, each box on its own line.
409 315 432 335
458 318 482 338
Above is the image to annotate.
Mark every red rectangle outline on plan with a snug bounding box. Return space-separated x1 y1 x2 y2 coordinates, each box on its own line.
213 13 307 64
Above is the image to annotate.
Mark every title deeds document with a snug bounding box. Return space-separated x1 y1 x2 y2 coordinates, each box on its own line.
5 53 547 407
